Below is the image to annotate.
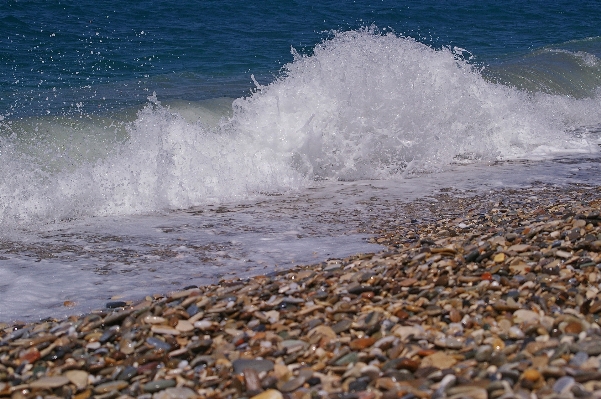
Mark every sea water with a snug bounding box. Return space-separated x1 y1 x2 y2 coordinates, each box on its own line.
1 1 601 321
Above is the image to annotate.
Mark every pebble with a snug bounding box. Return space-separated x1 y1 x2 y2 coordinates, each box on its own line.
251 389 284 399
29 376 70 389
1 185 601 399
475 345 493 362
175 319 194 332
93 380 129 394
146 336 172 351
64 370 89 390
553 376 576 394
570 351 589 367
232 359 275 374
278 376 306 392
513 309 540 324
421 351 458 369
523 368 542 382
152 387 198 399
150 325 180 335
142 379 176 393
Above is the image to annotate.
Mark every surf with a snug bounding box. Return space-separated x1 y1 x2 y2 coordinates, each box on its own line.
0 29 600 228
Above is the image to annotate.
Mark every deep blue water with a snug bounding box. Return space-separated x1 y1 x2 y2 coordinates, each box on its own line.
2 1 601 116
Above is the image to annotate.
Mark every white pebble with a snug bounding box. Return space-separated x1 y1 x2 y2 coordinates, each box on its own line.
86 342 101 350
193 320 213 330
508 326 525 339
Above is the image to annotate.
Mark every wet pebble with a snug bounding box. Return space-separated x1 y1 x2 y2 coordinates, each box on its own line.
2 187 601 399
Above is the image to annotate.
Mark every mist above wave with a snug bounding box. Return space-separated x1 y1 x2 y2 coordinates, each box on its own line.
0 29 599 227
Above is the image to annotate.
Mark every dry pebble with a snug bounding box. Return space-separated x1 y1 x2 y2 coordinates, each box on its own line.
1 184 601 399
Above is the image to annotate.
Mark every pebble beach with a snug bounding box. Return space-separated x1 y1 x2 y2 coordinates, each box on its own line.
1 184 601 399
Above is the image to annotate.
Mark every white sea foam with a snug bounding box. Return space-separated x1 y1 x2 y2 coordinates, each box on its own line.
0 29 600 227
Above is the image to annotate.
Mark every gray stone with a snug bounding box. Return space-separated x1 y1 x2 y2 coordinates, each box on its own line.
278 376 306 392
334 352 359 366
553 376 575 394
232 358 275 374
569 351 589 367
153 387 198 399
146 336 172 351
93 380 129 394
570 340 601 355
331 319 352 334
475 345 493 362
117 365 138 381
30 376 70 390
142 379 177 393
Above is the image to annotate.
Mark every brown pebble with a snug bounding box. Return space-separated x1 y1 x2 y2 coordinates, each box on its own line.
350 337 376 350
564 321 583 334
522 368 542 382
243 368 261 392
394 309 410 320
250 389 284 399
74 390 92 399
397 358 420 372
19 347 40 363
449 308 462 323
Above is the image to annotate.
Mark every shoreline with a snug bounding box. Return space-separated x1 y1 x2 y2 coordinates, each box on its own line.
1 184 601 398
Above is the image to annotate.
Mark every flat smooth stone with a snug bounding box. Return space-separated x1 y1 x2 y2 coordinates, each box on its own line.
232 358 275 374
30 376 70 389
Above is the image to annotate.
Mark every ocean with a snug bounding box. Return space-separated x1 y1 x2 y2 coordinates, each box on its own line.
1 0 600 322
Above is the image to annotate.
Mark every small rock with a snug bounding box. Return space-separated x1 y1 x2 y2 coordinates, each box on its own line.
334 352 359 366
232 359 275 374
393 325 424 341
449 309 462 323
146 336 172 351
350 337 376 350
331 319 352 333
421 351 457 369
571 340 601 355
143 315 166 324
30 376 70 390
65 370 89 390
151 325 180 335
193 319 213 330
308 325 337 340
553 376 575 394
433 374 457 398
278 376 306 392
153 387 198 399
507 244 530 252
250 389 284 399
106 301 127 309
142 379 177 393
447 386 487 399
93 380 129 394
508 326 525 339
522 368 541 382
493 253 506 263
175 319 194 332
513 309 540 324
117 365 138 381
243 368 262 392
563 321 583 334
475 345 493 362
